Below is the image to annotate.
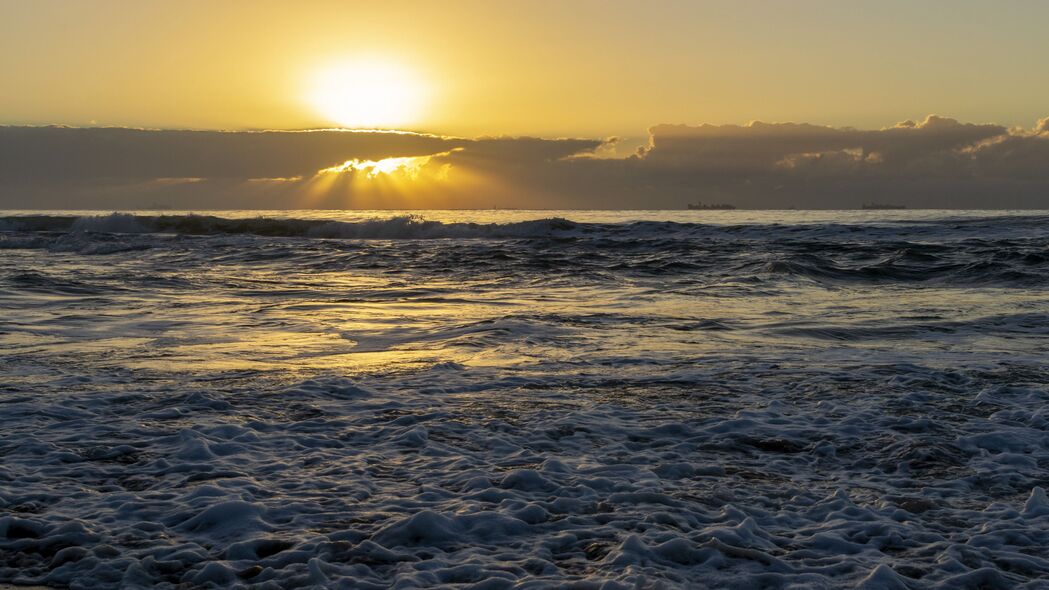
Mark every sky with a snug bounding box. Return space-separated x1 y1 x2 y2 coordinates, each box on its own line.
2 0 1049 209
4 0 1049 137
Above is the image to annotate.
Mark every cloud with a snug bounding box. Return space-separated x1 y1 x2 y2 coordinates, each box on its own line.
543 116 1049 208
0 126 466 183
1 117 1048 209
640 116 1006 171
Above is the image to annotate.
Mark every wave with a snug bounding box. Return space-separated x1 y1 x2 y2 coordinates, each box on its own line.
0 213 584 240
2 212 1049 288
768 311 1049 341
3 212 1049 242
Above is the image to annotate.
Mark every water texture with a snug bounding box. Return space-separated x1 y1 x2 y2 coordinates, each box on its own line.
1 210 1047 588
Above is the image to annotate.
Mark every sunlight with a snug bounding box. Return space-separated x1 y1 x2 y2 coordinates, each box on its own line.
297 149 479 209
319 155 434 179
307 58 429 129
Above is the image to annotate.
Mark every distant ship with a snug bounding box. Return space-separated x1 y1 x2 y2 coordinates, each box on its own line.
861 203 906 210
688 202 737 210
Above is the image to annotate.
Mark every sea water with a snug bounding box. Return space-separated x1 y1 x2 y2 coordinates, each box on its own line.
1 210 1047 588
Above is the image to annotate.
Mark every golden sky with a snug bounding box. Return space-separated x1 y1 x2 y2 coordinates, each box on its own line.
3 0 1049 138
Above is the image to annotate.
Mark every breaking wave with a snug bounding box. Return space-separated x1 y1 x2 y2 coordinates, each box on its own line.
2 211 1049 241
3 212 1049 288
1 213 584 239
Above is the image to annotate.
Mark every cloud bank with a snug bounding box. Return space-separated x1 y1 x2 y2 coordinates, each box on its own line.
2 116 1048 209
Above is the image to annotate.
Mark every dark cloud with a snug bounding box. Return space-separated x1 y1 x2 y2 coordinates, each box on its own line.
420 115 1049 209
0 126 466 183
543 116 1049 208
640 116 1006 171
2 117 1048 209
0 126 601 209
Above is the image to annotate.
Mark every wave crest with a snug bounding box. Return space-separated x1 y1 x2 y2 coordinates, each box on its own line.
0 213 583 240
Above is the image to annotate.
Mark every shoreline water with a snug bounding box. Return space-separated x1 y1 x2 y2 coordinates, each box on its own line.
1 210 1047 587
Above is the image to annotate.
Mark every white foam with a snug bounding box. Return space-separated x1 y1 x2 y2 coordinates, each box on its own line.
1 210 1047 587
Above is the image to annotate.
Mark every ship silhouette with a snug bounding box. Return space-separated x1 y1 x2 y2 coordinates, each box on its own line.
687 202 736 210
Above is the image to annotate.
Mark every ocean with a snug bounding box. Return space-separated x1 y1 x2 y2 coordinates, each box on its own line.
1 209 1048 588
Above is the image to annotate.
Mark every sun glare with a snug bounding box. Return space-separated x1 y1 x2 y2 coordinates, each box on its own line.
319 156 434 179
308 58 428 129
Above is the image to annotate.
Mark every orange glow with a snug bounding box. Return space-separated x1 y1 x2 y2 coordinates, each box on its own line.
295 148 492 209
306 58 429 129
319 155 440 179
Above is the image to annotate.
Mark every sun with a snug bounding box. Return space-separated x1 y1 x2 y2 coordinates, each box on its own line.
307 58 428 129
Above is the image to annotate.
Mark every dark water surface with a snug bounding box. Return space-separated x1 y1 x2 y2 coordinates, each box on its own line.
1 210 1047 588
